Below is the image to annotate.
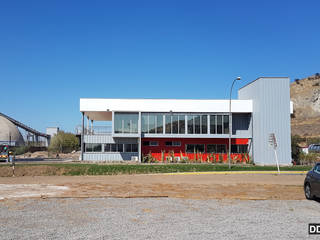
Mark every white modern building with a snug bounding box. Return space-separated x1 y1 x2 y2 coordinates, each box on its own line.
79 77 293 165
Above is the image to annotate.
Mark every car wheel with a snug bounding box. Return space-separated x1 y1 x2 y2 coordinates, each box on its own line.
305 183 313 200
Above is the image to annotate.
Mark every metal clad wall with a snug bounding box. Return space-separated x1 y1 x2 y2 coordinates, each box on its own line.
238 77 291 165
83 152 138 161
84 135 137 144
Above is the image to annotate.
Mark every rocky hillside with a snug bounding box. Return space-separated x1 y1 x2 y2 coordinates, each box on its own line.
291 73 320 137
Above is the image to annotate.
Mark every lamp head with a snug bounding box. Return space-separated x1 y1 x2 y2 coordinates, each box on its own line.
236 77 241 80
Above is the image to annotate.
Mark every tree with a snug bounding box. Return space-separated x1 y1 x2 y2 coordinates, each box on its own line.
291 135 303 164
48 131 79 153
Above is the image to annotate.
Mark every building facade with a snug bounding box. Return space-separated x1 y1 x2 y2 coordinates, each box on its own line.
79 77 292 165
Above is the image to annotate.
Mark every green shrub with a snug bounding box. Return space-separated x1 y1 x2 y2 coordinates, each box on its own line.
48 131 79 154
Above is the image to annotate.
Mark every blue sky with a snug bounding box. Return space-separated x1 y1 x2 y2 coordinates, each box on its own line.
1 0 319 133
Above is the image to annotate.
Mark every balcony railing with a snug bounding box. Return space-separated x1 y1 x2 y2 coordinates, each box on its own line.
75 125 112 135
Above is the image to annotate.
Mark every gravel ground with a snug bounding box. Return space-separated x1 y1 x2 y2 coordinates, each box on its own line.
0 198 319 240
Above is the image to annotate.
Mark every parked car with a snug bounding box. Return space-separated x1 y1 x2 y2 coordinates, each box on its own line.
304 162 320 199
308 144 320 153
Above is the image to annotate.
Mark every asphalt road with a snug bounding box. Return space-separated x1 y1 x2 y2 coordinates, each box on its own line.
1 198 319 240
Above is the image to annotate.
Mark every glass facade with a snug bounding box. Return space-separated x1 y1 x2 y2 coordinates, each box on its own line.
210 115 229 134
85 143 102 152
207 144 227 153
114 113 138 134
186 144 205 153
93 143 138 153
114 112 231 135
231 144 248 153
165 114 185 134
187 115 207 134
142 113 163 134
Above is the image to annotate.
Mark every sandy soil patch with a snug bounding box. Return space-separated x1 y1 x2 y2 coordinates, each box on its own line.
0 184 69 200
0 174 306 200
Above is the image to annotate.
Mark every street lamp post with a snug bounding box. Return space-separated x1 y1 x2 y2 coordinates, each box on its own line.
228 77 241 169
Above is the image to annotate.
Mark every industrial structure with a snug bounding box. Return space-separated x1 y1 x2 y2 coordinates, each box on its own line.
0 112 51 147
79 77 293 165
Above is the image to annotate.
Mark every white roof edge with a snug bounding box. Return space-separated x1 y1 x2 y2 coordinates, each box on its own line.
80 98 253 113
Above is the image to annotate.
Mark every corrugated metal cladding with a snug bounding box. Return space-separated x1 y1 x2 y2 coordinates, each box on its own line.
83 153 138 161
238 77 291 165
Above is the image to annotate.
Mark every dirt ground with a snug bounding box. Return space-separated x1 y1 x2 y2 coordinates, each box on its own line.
0 173 306 201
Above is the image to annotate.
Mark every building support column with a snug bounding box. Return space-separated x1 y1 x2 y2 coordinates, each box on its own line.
81 112 84 161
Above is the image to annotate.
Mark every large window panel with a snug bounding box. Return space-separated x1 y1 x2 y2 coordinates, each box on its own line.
104 144 111 152
210 115 216 134
111 144 117 152
156 114 163 133
187 116 193 134
149 114 156 133
194 115 200 134
141 114 148 133
165 115 171 134
172 115 179 134
217 144 226 153
223 115 229 134
124 144 132 152
117 144 123 152
132 144 138 152
217 115 223 134
114 113 138 134
207 144 217 153
85 143 102 152
186 144 205 153
179 115 185 134
201 115 207 134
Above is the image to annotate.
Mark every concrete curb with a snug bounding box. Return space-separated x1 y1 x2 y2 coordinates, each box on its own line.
163 171 308 175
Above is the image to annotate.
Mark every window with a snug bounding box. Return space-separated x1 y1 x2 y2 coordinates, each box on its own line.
207 144 217 153
111 144 117 152
142 114 148 133
231 144 248 153
165 114 185 134
132 144 138 152
124 144 132 152
223 115 229 134
149 114 156 133
186 144 205 153
165 141 181 146
104 144 111 152
142 113 164 134
194 115 200 134
202 115 207 134
165 115 171 134
114 113 138 134
172 115 179 134
210 115 216 134
207 144 227 153
117 144 123 152
210 115 229 134
179 115 185 134
187 115 207 134
85 143 102 152
124 144 138 152
217 115 222 134
217 144 226 153
314 164 320 174
143 141 158 146
156 115 163 133
187 115 193 134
